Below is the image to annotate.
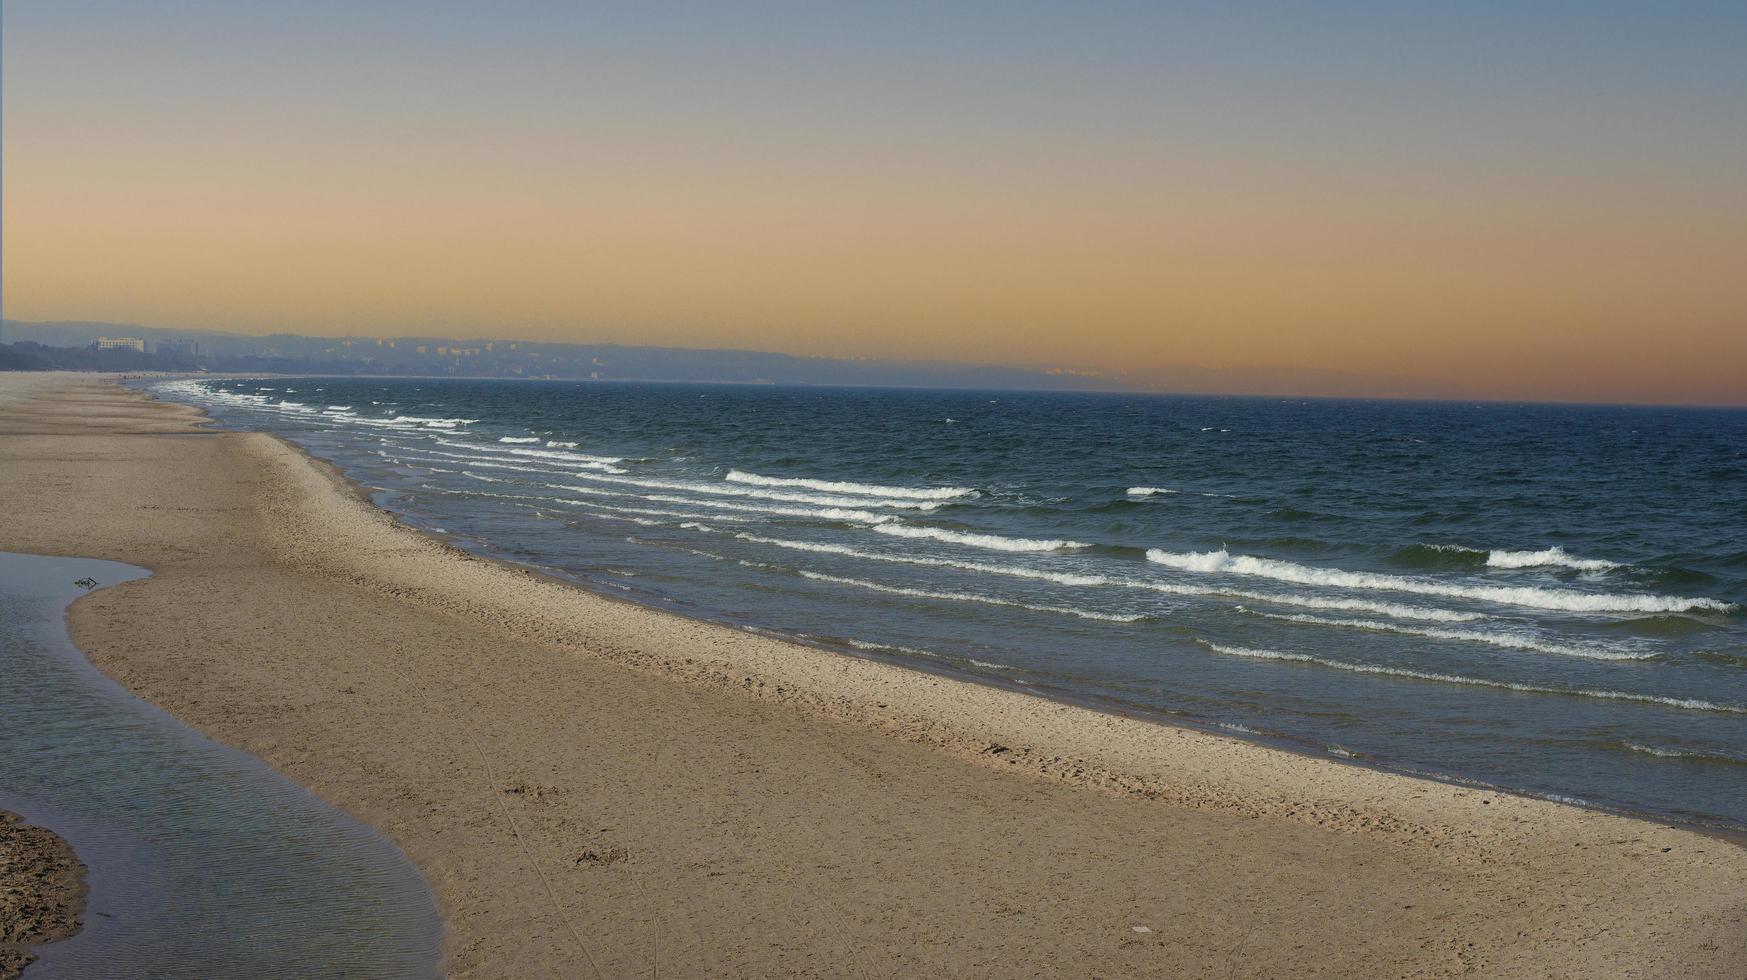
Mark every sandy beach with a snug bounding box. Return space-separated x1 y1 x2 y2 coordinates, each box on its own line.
0 373 1743 977
0 811 84 980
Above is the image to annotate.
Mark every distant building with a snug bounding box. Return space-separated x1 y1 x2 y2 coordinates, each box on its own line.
94 336 146 352
154 338 198 357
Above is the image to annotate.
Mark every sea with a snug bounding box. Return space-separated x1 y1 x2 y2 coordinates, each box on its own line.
150 376 1747 829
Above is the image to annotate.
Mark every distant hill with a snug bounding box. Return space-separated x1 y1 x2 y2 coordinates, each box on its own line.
2 319 1453 399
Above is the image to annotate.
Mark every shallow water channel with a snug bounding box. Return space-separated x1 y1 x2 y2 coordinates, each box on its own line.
0 552 441 977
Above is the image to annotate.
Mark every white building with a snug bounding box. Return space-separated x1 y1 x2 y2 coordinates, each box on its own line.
95 336 146 352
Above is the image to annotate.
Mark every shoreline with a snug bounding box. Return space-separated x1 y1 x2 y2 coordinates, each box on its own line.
4 373 1746 976
307 478 1747 837
250 392 1742 839
0 810 85 980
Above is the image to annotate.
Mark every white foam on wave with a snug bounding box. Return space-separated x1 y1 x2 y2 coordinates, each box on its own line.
548 482 897 525
845 639 1019 673
564 470 944 511
846 639 940 659
796 570 1149 622
1200 642 1745 714
547 440 578 448
873 523 1088 553
726 469 973 501
436 438 622 466
1146 548 1727 614
393 415 479 429
1623 743 1746 764
726 532 1479 621
1244 609 1655 661
553 497 756 524
451 474 759 524
394 445 622 474
1126 487 1177 497
498 436 542 444
1485 547 1619 572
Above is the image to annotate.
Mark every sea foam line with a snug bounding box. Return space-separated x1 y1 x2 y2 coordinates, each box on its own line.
1485 546 1619 572
845 638 1017 672
1146 549 1727 614
1623 743 1747 765
390 447 621 475
564 470 944 510
547 483 897 525
726 469 973 501
434 438 622 465
722 531 1481 621
1243 609 1656 661
453 474 758 523
796 570 1149 622
1200 643 1745 714
872 523 1088 552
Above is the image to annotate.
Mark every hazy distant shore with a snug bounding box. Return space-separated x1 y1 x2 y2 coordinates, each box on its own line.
2 374 1744 977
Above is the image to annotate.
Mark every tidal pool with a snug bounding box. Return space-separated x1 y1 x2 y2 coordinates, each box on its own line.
0 552 441 977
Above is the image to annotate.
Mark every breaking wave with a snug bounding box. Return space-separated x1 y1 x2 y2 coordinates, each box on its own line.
727 532 1480 621
565 471 943 511
1146 549 1727 614
1485 547 1619 572
796 570 1148 622
726 469 973 501
873 524 1088 552
1200 643 1745 714
1622 743 1747 765
1242 609 1656 661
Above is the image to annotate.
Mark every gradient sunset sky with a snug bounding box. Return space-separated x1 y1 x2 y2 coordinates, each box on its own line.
5 2 1745 404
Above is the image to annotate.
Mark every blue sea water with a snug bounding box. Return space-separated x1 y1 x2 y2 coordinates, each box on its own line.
152 377 1747 828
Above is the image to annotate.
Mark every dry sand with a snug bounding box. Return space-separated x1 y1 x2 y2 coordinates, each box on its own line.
0 811 85 980
0 374 1743 977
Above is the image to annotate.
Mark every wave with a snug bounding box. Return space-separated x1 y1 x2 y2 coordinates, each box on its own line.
436 439 621 466
548 482 897 525
498 436 542 444
548 498 756 524
1622 742 1747 765
563 471 944 511
846 638 941 658
1485 547 1619 572
845 638 1019 673
1392 544 1621 574
726 469 973 501
1389 543 1487 571
1199 643 1745 714
1145 548 1728 614
725 532 1481 621
1126 487 1177 497
796 570 1149 622
450 483 758 525
1242 609 1656 661
392 415 479 429
872 524 1088 553
390 445 620 475
547 440 579 448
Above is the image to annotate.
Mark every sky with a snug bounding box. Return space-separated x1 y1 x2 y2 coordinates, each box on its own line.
4 1 1745 404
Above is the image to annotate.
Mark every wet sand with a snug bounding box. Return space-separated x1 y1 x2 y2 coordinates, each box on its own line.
1 373 1743 977
0 811 84 980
